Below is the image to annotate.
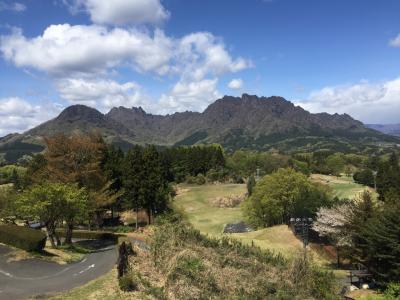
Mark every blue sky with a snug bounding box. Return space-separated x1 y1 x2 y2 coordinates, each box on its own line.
0 0 400 136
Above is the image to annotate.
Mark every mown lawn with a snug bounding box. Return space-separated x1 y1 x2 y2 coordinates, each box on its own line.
310 174 376 199
174 184 306 258
174 183 349 277
174 184 245 236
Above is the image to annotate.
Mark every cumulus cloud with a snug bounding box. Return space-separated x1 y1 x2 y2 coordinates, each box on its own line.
0 26 250 79
296 78 400 123
0 25 251 114
389 34 400 47
64 0 169 25
56 77 149 112
0 25 173 76
158 79 221 114
177 32 251 81
228 78 243 90
0 97 61 136
0 1 26 12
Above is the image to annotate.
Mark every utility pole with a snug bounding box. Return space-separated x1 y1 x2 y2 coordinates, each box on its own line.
372 170 377 191
290 217 313 261
256 167 261 181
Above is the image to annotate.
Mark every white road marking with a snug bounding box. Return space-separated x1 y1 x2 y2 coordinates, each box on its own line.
80 258 87 264
0 267 72 280
78 264 95 275
0 270 13 278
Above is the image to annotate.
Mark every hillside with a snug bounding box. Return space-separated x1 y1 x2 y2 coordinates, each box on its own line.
366 123 400 137
1 94 398 162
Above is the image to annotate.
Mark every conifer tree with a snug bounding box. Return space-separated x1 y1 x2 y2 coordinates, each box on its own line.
247 175 256 196
356 201 400 285
376 152 400 201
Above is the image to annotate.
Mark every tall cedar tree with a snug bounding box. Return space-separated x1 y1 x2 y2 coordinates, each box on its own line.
376 152 400 201
355 201 400 285
123 145 170 225
102 145 125 212
123 146 145 228
247 175 256 196
159 145 225 182
141 146 170 224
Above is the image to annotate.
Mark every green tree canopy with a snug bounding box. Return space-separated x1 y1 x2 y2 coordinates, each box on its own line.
243 168 332 227
16 182 89 247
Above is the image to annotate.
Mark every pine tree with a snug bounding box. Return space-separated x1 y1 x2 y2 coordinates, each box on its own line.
141 146 169 224
376 152 400 201
123 146 145 228
10 168 21 191
247 175 256 196
356 201 400 285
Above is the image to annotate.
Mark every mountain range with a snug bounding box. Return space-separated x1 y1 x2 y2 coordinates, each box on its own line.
366 124 400 137
1 94 399 163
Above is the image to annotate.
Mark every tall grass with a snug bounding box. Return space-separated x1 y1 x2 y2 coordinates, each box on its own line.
147 214 339 299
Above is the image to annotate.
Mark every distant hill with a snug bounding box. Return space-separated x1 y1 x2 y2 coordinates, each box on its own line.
1 94 398 162
366 124 400 137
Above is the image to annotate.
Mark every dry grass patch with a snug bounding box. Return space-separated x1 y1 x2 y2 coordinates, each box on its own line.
209 193 246 208
136 221 339 300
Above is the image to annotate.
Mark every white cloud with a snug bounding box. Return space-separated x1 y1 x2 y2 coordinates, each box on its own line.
0 1 26 12
228 78 243 90
177 32 251 81
0 26 250 80
389 34 400 47
296 78 400 123
0 25 173 76
56 77 149 112
0 25 251 115
0 97 61 136
158 79 221 114
64 0 169 26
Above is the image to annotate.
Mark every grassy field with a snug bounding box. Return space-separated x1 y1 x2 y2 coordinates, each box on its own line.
310 174 376 199
174 179 371 263
175 184 245 235
175 184 306 258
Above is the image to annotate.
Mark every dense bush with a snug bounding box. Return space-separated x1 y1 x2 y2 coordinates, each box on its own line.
385 283 400 299
55 229 118 242
353 169 375 187
194 173 206 185
119 271 138 291
0 224 46 251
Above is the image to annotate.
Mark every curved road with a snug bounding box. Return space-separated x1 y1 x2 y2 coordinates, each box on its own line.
0 242 117 300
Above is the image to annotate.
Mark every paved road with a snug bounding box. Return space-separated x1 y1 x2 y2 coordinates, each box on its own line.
0 241 117 300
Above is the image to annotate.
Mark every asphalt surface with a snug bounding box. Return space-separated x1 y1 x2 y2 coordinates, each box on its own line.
0 240 117 300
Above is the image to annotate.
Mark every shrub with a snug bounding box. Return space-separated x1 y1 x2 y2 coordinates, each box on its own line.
0 224 46 251
194 174 206 185
353 169 375 187
385 283 400 299
55 229 118 242
185 175 196 184
118 271 138 292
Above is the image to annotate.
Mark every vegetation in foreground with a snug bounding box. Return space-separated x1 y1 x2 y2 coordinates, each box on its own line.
147 219 338 299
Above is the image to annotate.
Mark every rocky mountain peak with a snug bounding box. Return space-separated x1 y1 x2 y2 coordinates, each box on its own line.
56 104 104 122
